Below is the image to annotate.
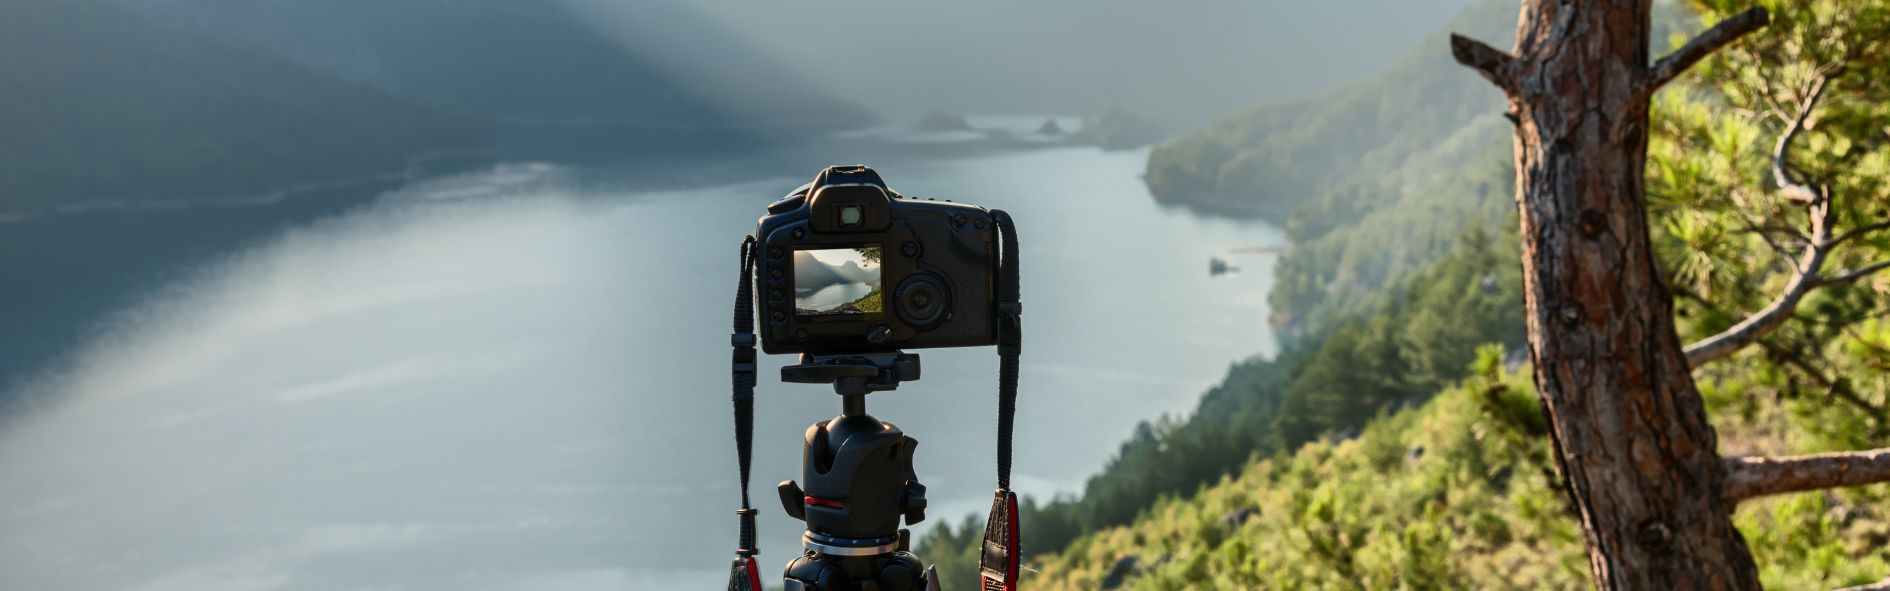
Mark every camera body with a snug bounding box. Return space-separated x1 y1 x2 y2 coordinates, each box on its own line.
754 165 999 355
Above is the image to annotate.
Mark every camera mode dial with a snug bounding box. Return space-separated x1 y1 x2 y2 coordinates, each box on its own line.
893 273 952 331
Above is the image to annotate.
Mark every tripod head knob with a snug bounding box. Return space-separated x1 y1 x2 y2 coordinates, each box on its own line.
902 481 927 525
777 480 807 521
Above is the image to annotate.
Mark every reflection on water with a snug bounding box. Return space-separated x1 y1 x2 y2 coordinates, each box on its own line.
0 146 1280 589
797 282 873 312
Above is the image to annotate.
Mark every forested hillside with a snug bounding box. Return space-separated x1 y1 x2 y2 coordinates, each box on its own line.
1025 354 1890 589
1146 0 1523 339
926 0 1890 588
0 0 493 214
1141 0 1514 221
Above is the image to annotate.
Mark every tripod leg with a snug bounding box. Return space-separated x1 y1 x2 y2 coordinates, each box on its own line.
923 565 942 591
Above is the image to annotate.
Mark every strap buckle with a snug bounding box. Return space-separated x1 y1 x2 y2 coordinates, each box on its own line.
732 332 758 388
997 302 1022 354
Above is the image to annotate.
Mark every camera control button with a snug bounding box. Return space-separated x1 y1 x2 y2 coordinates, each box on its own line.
867 325 893 344
893 273 951 331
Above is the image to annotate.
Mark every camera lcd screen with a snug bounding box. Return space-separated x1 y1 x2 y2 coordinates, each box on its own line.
793 245 883 317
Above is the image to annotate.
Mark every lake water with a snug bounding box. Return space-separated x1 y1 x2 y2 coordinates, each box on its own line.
796 282 873 313
0 144 1282 588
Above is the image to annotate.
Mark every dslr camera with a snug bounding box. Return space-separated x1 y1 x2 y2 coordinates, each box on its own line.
754 165 1000 355
725 165 1023 591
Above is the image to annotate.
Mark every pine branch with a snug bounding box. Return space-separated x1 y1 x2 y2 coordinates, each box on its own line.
1723 448 1890 502
1682 73 1861 367
1642 7 1770 97
1684 198 1832 366
1449 34 1518 93
1836 576 1890 591
1773 74 1832 204
1831 220 1890 247
1817 261 1890 287
1759 340 1889 430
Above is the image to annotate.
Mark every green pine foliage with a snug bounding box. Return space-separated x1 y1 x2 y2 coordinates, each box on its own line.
1650 0 1890 452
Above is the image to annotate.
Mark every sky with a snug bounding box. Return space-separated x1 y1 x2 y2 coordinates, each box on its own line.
563 0 1485 126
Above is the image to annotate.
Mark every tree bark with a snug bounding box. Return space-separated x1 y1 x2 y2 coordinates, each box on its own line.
1455 2 1768 588
1723 449 1890 503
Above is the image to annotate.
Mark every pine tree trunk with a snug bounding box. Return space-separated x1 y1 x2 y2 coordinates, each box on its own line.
1489 1 1761 588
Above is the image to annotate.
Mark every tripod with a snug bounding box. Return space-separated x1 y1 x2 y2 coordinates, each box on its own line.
774 351 939 591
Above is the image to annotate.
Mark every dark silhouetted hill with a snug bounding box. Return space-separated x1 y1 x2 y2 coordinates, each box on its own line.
0 0 494 215
110 0 874 132
792 251 874 290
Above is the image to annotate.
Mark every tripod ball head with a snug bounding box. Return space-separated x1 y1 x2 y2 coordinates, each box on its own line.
778 413 926 540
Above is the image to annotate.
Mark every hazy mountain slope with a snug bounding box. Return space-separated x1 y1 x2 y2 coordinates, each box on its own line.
1139 0 1523 339
654 0 1484 128
1143 0 1517 220
110 0 873 132
1268 116 1514 338
792 251 877 290
0 0 494 214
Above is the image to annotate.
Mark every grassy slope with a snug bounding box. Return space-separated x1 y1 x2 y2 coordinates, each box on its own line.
1030 360 1890 590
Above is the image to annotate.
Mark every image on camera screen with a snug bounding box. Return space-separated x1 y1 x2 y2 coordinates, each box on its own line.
793 246 883 316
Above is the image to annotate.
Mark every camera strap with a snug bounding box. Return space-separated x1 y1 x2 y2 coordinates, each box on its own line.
726 236 762 591
979 210 1024 591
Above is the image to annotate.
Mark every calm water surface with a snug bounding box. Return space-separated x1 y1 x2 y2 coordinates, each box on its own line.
0 145 1281 588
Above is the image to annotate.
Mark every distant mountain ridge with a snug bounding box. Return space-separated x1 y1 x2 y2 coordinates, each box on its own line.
106 0 875 132
2 0 878 214
793 251 875 291
0 0 493 214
